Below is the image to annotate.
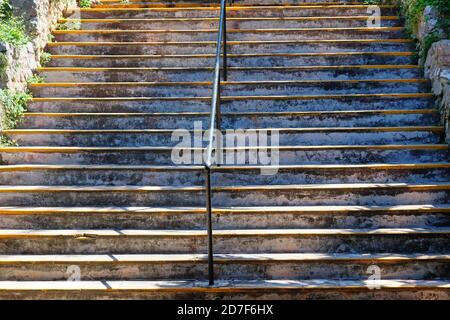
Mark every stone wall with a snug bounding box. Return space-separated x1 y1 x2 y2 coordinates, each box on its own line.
425 40 450 143
0 0 76 130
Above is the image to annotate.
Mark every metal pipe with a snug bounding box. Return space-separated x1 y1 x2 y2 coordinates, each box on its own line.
204 0 227 286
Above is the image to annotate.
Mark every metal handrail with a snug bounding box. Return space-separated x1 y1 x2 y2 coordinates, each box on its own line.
204 0 228 286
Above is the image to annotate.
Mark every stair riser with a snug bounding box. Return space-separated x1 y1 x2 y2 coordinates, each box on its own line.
0 170 204 186
5 131 442 147
1 212 448 229
0 234 448 254
21 113 439 130
214 188 450 206
47 42 414 55
1 148 447 165
0 260 447 281
53 29 405 42
1 167 449 186
0 188 449 207
28 97 434 113
31 82 429 98
0 190 205 206
39 68 421 83
70 7 399 19
68 19 400 30
47 55 414 68
1 289 448 300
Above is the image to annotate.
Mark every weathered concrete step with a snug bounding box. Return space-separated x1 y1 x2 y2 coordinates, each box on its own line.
38 66 421 82
58 16 401 30
212 183 450 207
0 165 205 186
0 279 448 299
20 110 439 130
1 183 450 207
28 94 434 113
46 39 415 55
93 1 372 8
3 127 443 147
30 79 430 98
0 204 449 229
46 52 415 68
52 27 406 42
69 5 399 19
0 185 204 207
0 227 448 254
0 145 448 165
0 253 448 281
1 163 450 186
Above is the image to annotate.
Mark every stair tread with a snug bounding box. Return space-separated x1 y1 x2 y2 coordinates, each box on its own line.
31 93 434 102
23 109 437 116
47 38 414 45
1 204 450 214
1 145 447 152
0 279 448 291
0 252 449 263
38 65 420 71
1 163 450 171
4 126 444 133
0 227 449 237
77 4 398 10
49 51 414 58
59 16 400 22
53 27 404 33
30 78 429 86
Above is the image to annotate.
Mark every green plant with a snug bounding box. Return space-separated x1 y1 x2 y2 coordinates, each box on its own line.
56 20 81 30
27 74 44 85
0 16 29 46
0 0 12 20
0 89 31 129
40 52 52 66
79 0 93 8
0 134 17 147
48 33 55 43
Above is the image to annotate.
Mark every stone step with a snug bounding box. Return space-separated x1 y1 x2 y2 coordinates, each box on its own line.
46 39 415 55
57 16 401 30
1 163 450 186
3 127 443 147
93 1 373 8
0 204 449 229
1 145 448 165
52 27 406 42
0 279 447 299
212 183 450 207
0 227 448 254
68 5 399 19
46 52 416 68
20 110 439 130
38 65 422 82
0 253 448 281
28 94 434 113
30 79 430 98
1 182 450 207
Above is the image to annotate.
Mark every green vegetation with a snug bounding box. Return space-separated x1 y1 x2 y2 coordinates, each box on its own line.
0 89 31 130
40 52 52 66
56 20 81 30
0 134 17 147
0 0 29 46
80 0 94 8
401 0 450 63
27 74 44 85
402 0 450 35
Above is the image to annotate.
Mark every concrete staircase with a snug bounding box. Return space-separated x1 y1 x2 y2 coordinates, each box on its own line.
0 0 449 299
